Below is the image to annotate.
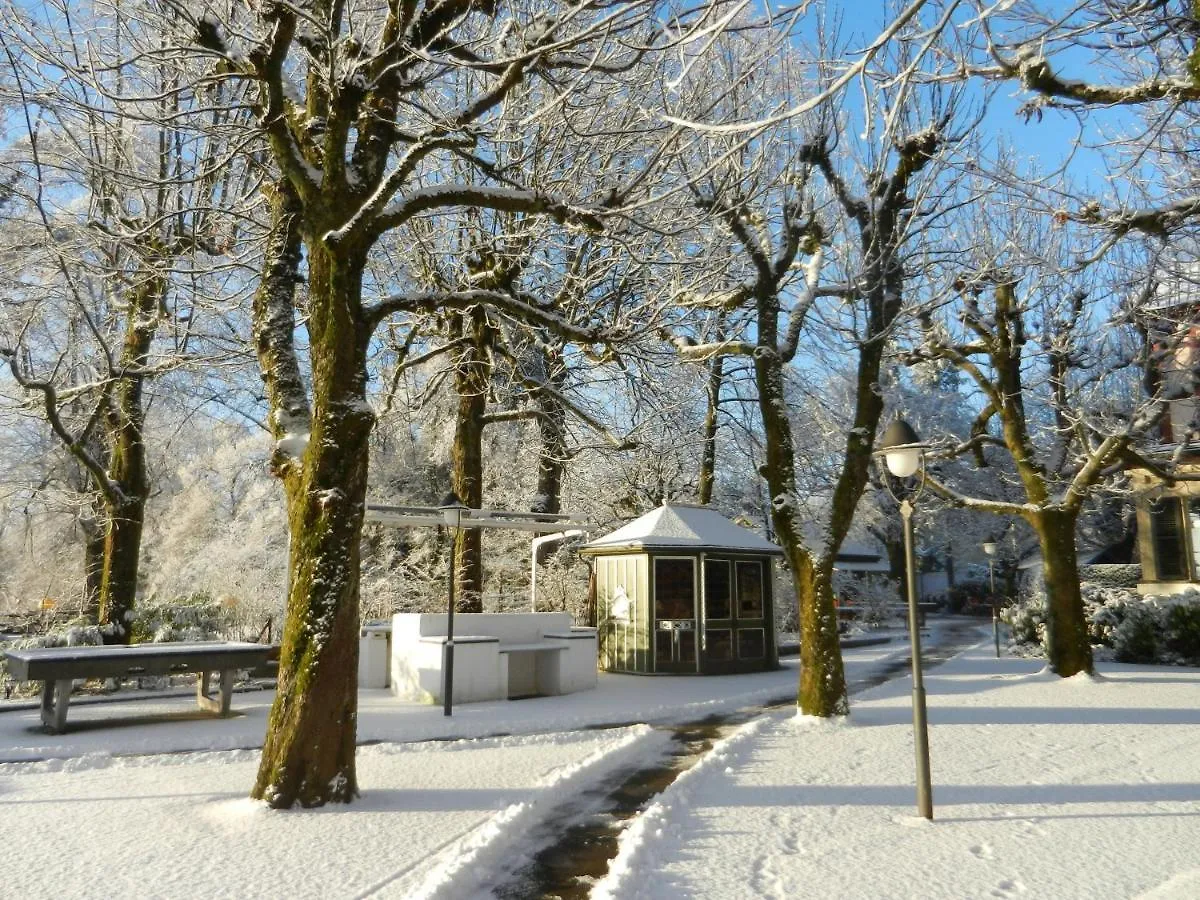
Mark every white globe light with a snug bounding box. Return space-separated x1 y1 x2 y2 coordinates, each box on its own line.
884 447 921 478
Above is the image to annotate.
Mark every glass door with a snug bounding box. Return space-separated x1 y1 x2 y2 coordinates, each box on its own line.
702 559 734 667
734 560 767 662
654 557 697 672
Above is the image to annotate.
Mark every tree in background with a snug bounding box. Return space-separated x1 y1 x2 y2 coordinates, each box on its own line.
908 185 1159 676
665 17 970 716
0 2 246 638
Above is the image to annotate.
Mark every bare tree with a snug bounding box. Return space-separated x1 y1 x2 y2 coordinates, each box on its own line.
664 20 970 716
0 2 247 638
909 192 1160 676
177 0 718 807
965 1 1200 242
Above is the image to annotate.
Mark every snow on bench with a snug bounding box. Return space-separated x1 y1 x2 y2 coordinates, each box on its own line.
3 641 270 733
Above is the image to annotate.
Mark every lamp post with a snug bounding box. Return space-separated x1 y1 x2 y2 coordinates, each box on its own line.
982 540 1000 658
875 417 934 820
439 492 469 717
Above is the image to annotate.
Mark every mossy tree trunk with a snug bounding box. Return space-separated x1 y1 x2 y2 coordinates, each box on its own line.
450 308 495 612
919 275 1099 678
95 274 166 642
753 294 848 717
1034 508 1092 676
532 345 568 566
81 494 107 621
532 344 568 517
253 238 372 808
230 0 631 808
777 131 934 715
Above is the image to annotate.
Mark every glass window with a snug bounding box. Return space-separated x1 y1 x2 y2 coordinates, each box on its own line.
736 561 763 618
738 629 765 659
1151 498 1190 581
655 630 673 665
704 560 731 619
706 629 733 660
655 558 695 620
678 630 696 664
1189 500 1200 581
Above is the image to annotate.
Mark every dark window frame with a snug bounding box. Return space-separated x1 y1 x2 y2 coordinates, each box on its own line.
1150 497 1191 581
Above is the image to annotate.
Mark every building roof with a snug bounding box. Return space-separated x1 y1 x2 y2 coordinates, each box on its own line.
580 503 783 556
834 542 891 573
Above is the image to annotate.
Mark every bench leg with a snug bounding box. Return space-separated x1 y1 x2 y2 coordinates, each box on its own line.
196 670 234 715
40 679 71 733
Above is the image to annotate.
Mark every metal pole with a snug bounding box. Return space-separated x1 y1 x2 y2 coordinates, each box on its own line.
444 531 456 717
901 499 933 820
990 559 1000 658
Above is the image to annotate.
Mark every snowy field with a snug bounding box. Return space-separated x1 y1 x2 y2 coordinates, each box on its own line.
2 624 1198 899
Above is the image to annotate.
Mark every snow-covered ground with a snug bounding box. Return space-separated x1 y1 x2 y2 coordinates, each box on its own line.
2 623 1197 899
593 646 1200 900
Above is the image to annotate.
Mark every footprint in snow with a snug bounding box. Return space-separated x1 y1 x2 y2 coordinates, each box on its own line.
969 843 995 860
991 878 1027 897
1018 819 1047 839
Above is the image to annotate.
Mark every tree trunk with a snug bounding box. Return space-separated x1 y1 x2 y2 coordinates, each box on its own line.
532 346 567 565
81 495 106 621
698 354 724 505
252 242 372 808
753 327 847 717
95 275 163 641
533 349 567 517
1034 508 1093 677
450 308 492 612
98 498 145 642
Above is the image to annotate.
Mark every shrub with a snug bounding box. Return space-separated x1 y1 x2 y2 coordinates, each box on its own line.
1001 590 1046 651
1111 603 1159 664
1005 580 1200 668
833 572 901 629
946 581 987 615
1078 564 1142 590
129 592 224 644
2 596 228 698
1 620 108 698
1163 603 1200 666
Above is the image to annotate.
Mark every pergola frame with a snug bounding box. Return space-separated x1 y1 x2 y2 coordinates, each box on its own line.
364 504 590 608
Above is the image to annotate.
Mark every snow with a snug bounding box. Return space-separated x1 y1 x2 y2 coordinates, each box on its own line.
589 644 1200 900
2 627 1199 899
583 501 782 554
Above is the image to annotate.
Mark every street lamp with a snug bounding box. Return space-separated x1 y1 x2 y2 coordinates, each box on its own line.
982 540 1000 658
875 417 934 820
439 491 469 717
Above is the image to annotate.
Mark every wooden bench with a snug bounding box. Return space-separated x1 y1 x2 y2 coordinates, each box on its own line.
3 641 270 733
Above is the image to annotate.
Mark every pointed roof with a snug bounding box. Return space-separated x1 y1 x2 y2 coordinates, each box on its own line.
581 503 782 556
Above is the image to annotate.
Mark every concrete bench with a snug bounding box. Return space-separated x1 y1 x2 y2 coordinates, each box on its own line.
3 641 270 733
390 613 598 705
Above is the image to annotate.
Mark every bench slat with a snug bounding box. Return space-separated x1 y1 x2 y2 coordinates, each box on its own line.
4 642 269 682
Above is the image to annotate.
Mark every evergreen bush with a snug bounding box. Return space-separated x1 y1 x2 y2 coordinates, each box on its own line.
1004 581 1200 668
1111 603 1159 664
1163 603 1200 666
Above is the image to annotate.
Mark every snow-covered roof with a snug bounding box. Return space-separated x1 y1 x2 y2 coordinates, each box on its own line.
834 542 890 573
1142 259 1200 312
581 503 782 555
